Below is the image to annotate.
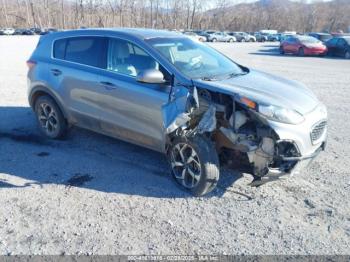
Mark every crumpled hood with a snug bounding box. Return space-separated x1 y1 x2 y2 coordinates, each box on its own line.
193 69 319 115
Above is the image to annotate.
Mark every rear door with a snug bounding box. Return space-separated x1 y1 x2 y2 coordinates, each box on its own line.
51 36 108 131
97 37 172 152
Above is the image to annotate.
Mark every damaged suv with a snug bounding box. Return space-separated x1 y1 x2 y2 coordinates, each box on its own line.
27 29 327 196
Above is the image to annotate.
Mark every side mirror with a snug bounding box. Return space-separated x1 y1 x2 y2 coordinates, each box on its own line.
136 69 165 84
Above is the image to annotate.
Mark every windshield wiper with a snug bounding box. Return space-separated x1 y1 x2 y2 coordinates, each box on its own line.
228 71 248 78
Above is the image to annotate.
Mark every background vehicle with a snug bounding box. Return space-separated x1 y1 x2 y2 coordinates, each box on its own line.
183 31 207 42
325 36 350 59
30 27 42 34
308 33 333 43
207 31 236 42
268 34 280 42
280 35 327 56
40 28 58 35
254 32 268 42
14 28 34 35
231 32 256 42
3 28 15 35
0 29 4 35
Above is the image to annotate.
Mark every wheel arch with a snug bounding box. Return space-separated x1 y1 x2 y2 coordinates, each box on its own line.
29 85 69 120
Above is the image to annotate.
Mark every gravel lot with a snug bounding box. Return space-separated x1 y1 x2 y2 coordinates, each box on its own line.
0 36 349 255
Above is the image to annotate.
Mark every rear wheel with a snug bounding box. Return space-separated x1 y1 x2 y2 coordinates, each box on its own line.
34 95 67 139
212 38 217 42
280 46 285 54
168 135 220 196
241 38 246 43
298 47 305 56
229 38 234 43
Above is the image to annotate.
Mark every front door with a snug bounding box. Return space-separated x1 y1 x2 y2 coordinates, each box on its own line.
97 37 172 152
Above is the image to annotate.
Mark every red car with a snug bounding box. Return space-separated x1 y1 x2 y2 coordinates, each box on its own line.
280 35 328 56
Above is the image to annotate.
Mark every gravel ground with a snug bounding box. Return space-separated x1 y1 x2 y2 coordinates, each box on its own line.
0 36 349 255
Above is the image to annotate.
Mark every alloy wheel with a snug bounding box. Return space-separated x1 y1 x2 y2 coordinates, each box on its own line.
37 103 59 135
170 143 202 189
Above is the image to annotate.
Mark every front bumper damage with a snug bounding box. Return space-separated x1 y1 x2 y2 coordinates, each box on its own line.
163 84 327 187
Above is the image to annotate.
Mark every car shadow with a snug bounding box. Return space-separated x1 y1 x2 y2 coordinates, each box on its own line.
0 106 248 199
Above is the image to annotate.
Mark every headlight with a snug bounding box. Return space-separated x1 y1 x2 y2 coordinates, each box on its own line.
258 104 305 124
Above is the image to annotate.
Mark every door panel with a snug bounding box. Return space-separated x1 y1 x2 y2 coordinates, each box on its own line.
96 37 171 152
98 71 170 152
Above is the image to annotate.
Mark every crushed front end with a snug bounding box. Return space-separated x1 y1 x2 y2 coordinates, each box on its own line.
164 84 327 186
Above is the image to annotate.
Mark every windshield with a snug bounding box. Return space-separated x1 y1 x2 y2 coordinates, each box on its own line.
344 38 350 45
146 37 245 80
298 36 321 44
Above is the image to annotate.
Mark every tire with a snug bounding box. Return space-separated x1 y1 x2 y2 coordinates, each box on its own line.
241 38 246 43
212 38 217 42
168 135 220 196
345 51 350 59
34 95 67 139
229 38 234 43
280 46 285 55
298 47 305 57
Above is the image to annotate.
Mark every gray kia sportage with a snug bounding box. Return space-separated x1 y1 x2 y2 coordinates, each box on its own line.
27 28 327 196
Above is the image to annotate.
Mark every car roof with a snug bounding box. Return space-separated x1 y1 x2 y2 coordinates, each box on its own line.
49 28 185 40
310 32 331 36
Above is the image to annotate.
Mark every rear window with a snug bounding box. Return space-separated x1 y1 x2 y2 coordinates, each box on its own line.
53 36 107 68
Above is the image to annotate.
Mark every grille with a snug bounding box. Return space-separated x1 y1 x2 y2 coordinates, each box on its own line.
310 121 327 144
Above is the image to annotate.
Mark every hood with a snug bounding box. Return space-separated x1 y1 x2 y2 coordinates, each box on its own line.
193 69 319 115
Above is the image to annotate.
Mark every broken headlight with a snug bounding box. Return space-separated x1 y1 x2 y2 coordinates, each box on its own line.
258 104 305 125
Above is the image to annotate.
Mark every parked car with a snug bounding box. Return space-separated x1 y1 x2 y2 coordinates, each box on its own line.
207 31 236 42
27 29 327 195
0 29 4 35
231 32 256 42
30 27 42 35
267 34 280 42
325 36 350 59
14 28 34 35
279 33 296 42
3 28 15 35
254 32 268 42
280 35 327 56
40 28 58 35
308 33 333 43
183 31 207 42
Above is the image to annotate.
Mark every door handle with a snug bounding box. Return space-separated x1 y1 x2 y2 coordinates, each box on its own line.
51 69 62 76
100 81 117 90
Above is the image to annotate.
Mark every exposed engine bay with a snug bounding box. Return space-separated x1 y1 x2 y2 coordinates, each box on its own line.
164 85 303 186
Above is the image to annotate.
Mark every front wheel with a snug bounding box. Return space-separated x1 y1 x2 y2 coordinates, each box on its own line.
298 47 305 56
345 51 350 59
168 135 220 196
229 38 234 43
212 38 217 42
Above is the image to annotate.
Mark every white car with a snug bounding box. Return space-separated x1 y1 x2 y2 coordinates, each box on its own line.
3 28 15 35
183 32 207 42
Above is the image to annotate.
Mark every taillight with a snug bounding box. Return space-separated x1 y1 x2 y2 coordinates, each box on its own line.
26 60 37 69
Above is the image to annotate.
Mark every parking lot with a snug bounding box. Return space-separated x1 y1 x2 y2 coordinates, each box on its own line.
0 36 349 255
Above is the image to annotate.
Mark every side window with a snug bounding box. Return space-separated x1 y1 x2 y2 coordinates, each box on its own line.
107 38 160 77
53 39 66 59
61 37 107 68
337 39 346 47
